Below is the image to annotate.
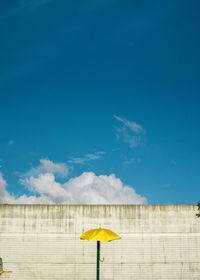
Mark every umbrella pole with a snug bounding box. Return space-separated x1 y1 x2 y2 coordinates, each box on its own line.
97 241 100 280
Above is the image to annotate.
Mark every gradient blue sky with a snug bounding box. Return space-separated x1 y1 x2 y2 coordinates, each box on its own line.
0 0 200 204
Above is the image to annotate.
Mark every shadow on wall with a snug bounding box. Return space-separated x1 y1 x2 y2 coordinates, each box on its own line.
0 258 2 270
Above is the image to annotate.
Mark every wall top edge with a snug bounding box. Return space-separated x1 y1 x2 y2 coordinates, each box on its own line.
0 203 196 206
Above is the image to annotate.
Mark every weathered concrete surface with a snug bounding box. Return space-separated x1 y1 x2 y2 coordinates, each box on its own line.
0 204 199 279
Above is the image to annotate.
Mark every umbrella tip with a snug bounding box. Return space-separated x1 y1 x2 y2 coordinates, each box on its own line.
99 224 101 228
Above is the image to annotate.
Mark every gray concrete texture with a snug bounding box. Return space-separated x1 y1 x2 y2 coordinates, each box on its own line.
0 204 199 279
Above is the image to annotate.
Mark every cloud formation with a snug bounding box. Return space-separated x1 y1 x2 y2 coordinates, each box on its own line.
22 158 69 179
68 152 105 165
40 159 69 177
0 166 147 205
0 173 13 203
114 115 146 149
114 115 145 135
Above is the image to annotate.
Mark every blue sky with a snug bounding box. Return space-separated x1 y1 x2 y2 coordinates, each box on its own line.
0 0 200 204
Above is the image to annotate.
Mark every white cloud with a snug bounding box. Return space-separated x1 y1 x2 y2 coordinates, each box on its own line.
0 171 147 205
114 115 146 149
0 173 14 203
40 159 69 177
68 152 105 165
22 159 69 179
20 173 71 202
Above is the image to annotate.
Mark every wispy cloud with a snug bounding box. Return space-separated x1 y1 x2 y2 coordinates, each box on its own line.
171 159 177 166
68 152 105 165
121 154 141 165
114 115 146 135
114 115 146 149
8 140 14 146
30 0 52 9
0 0 52 20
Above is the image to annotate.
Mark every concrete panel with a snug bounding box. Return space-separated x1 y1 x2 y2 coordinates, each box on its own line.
0 204 199 279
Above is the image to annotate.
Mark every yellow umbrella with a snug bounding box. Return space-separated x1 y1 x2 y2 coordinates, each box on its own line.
79 228 121 280
0 271 12 275
80 228 121 242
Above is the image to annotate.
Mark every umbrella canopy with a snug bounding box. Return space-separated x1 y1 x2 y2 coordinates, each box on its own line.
79 228 121 242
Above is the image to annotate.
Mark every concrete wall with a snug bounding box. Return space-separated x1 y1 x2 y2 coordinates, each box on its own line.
0 204 199 280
